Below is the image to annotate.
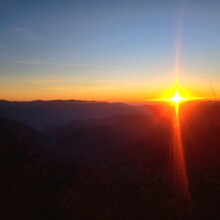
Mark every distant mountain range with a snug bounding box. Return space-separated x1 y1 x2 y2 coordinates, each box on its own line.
0 100 150 128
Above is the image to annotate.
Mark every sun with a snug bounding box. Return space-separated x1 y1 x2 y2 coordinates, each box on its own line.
170 89 186 105
165 82 188 105
167 86 188 115
154 82 199 106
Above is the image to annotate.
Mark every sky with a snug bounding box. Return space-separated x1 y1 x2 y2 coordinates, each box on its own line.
0 0 220 101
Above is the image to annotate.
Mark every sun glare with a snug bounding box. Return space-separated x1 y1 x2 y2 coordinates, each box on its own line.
170 89 186 105
165 86 188 115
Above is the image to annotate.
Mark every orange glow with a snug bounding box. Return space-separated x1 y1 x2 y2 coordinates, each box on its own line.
154 81 197 105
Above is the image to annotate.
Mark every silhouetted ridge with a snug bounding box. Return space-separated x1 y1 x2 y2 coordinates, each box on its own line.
0 100 149 128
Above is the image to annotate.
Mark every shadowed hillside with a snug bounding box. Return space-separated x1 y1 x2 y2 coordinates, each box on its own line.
0 101 220 219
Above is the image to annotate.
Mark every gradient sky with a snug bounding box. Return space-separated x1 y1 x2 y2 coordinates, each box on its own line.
0 0 220 101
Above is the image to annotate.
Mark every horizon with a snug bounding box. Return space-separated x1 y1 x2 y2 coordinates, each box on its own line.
0 97 216 107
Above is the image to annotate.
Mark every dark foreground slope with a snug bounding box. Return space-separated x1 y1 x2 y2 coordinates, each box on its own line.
0 101 220 219
180 101 220 219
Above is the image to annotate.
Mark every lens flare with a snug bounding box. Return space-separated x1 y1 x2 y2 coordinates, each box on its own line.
165 85 188 115
167 85 192 211
170 89 186 105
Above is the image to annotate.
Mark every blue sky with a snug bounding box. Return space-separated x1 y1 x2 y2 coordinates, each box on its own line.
0 0 220 101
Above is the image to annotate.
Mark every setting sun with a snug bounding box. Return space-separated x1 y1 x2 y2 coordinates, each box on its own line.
170 89 186 105
165 86 188 115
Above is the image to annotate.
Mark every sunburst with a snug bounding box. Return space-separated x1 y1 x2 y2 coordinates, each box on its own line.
170 88 187 105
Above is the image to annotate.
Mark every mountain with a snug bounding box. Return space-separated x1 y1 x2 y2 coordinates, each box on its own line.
0 100 150 128
1 101 220 219
52 114 171 167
